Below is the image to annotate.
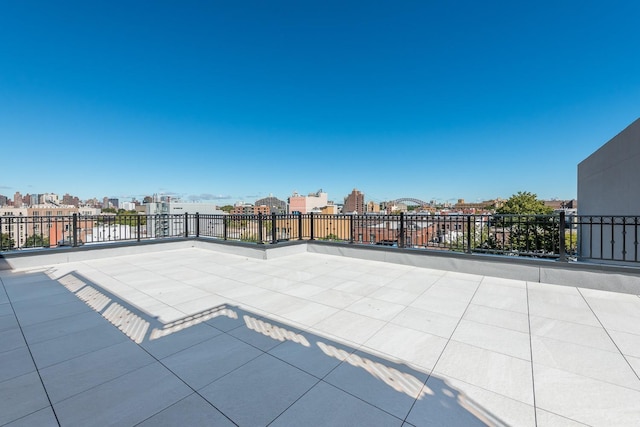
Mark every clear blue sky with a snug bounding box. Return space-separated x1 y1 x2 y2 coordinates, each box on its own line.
1 1 639 205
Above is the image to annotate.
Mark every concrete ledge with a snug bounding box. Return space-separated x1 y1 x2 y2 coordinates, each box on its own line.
192 238 308 259
0 239 197 270
305 241 640 294
2 238 639 294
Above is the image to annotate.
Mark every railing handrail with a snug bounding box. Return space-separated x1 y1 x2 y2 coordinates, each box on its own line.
1 212 638 265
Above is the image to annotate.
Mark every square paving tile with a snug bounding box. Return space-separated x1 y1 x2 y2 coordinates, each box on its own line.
161 333 262 390
40 340 156 403
270 381 403 427
0 372 51 425
324 350 428 419
53 362 192 426
199 353 318 426
136 393 236 427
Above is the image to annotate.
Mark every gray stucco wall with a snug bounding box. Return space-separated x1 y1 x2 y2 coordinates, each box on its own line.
577 118 640 261
578 118 640 216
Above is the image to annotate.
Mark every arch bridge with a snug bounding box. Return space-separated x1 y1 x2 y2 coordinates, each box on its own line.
389 198 430 206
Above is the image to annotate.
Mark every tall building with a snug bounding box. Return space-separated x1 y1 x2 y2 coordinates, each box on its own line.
13 192 22 207
288 190 328 214
108 198 119 210
62 193 80 207
343 189 365 214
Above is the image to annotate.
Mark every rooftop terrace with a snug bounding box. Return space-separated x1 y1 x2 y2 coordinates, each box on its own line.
1 241 639 426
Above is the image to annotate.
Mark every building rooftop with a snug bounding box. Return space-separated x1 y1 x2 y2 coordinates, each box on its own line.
1 243 639 426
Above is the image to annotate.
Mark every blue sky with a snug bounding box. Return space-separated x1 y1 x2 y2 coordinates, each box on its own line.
1 1 639 205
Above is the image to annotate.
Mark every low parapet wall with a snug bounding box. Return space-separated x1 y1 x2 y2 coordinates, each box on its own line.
2 238 639 295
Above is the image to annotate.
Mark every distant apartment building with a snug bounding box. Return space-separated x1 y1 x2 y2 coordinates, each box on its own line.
13 192 23 207
108 198 119 210
367 201 381 213
0 207 29 248
543 199 577 212
578 118 640 261
454 199 503 212
120 201 136 211
79 207 101 216
320 204 339 214
288 190 329 214
343 189 365 214
145 200 224 237
62 193 80 207
0 195 7 206
254 195 287 214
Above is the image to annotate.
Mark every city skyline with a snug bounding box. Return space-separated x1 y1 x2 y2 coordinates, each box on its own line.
2 187 575 210
2 2 639 202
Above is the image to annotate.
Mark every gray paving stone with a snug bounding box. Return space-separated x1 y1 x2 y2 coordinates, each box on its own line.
0 312 19 332
140 321 223 359
199 353 318 426
29 321 129 368
0 346 36 383
161 333 262 390
270 381 404 427
3 406 58 427
324 350 428 419
0 327 27 352
268 332 354 378
227 314 296 352
53 362 192 426
21 309 110 345
12 297 92 328
0 372 51 425
137 393 236 427
40 340 155 403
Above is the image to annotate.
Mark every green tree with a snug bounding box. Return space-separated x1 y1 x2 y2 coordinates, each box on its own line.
1 233 15 250
24 234 50 248
115 210 146 226
491 192 558 256
220 205 233 213
496 191 553 215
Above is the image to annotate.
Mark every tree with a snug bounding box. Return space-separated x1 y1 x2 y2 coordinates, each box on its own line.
219 205 233 213
115 210 146 226
497 191 553 215
1 233 14 250
488 192 558 256
24 234 50 248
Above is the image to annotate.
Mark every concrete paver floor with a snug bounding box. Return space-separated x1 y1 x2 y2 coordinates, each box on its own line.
1 247 640 426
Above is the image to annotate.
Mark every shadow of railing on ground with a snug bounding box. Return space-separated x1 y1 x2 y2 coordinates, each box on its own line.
50 270 508 426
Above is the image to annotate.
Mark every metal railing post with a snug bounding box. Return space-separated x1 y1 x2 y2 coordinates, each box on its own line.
558 211 567 262
350 215 355 244
271 213 277 244
298 214 303 240
257 213 264 244
309 212 315 240
137 215 141 242
224 215 228 240
184 212 189 237
195 212 200 238
72 214 78 247
398 212 405 248
466 215 472 254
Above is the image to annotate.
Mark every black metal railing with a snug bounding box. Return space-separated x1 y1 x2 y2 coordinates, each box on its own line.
1 212 639 264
